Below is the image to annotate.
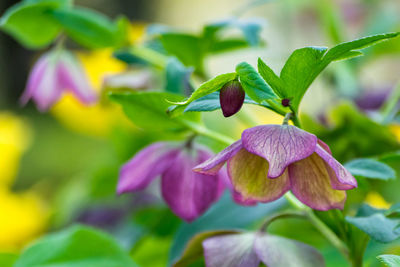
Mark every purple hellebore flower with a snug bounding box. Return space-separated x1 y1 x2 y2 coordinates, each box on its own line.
117 142 226 222
194 124 358 210
202 232 325 267
21 49 97 111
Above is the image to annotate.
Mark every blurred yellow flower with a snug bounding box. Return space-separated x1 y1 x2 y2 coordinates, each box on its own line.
0 113 48 251
0 113 31 186
389 124 400 142
364 191 391 209
0 188 47 251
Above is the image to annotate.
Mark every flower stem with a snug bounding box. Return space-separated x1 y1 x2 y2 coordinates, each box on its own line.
182 121 235 146
259 210 307 232
284 192 349 259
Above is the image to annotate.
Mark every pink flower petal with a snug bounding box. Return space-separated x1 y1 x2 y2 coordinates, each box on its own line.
203 233 260 267
315 144 357 190
242 125 317 178
228 148 290 203
288 152 346 210
193 140 243 175
117 142 177 194
161 148 221 222
57 51 97 104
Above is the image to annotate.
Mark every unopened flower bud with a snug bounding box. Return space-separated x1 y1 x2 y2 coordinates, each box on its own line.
219 80 245 117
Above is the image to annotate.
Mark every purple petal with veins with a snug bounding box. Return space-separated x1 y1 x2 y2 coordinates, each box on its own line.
117 142 177 194
161 147 221 222
242 125 317 178
193 140 243 175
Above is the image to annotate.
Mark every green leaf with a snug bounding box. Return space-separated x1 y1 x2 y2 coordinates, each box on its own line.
173 230 238 267
279 32 399 112
377 255 400 267
346 213 400 243
344 158 396 180
0 0 70 48
168 72 237 117
50 7 126 48
109 91 200 131
280 46 327 111
257 57 285 97
14 224 137 267
208 38 249 54
165 57 193 95
323 32 400 62
0 253 18 267
203 18 263 46
236 62 277 103
160 33 205 73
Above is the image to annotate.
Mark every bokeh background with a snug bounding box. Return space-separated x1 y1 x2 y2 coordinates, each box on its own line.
0 0 400 266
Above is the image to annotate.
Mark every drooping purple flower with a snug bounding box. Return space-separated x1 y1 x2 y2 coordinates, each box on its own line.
117 142 225 222
202 231 325 267
220 80 245 117
194 124 357 210
21 49 97 111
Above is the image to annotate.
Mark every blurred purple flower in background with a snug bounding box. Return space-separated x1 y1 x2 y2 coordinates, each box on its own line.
21 49 97 111
202 231 325 267
195 124 357 210
117 142 226 222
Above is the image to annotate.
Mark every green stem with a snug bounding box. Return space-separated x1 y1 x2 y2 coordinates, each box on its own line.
130 45 168 69
182 121 235 146
259 210 307 232
284 192 349 259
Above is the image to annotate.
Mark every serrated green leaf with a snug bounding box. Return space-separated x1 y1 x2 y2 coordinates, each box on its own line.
109 91 200 131
236 62 277 103
346 213 400 243
173 230 238 267
14 225 137 267
377 255 400 267
344 158 396 180
50 7 125 49
257 57 285 97
0 0 70 48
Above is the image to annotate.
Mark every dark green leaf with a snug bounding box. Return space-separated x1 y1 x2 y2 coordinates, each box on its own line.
173 230 238 267
344 158 396 180
377 255 400 267
346 214 400 243
165 57 193 95
0 0 70 48
208 38 249 54
50 7 126 48
184 92 269 113
257 57 285 97
236 62 277 103
14 225 137 267
109 91 200 131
